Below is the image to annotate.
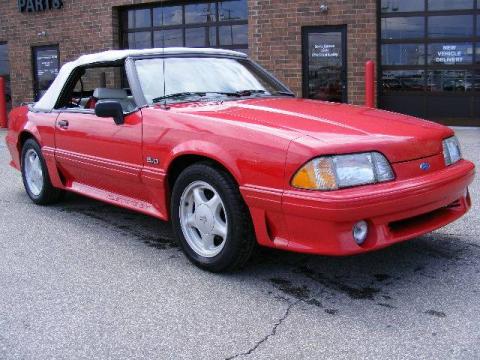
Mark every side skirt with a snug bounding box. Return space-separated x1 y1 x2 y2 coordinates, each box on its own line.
68 181 166 220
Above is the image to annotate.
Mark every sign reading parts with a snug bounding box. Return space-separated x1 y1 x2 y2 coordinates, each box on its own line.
18 0 63 13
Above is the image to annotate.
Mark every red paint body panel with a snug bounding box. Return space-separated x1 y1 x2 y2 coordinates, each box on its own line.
5 97 475 256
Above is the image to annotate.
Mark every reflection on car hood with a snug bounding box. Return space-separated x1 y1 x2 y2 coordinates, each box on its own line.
166 97 453 163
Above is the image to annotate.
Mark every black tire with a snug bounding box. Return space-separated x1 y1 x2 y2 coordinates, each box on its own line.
21 139 64 205
171 163 256 272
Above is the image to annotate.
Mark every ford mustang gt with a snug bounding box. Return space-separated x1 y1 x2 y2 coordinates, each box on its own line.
5 48 475 272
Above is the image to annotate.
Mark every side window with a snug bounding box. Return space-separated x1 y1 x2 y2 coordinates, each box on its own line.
58 65 137 113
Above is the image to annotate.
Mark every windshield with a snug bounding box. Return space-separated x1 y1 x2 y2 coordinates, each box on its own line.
135 57 293 104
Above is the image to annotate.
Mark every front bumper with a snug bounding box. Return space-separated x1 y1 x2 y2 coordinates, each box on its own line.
243 159 475 255
281 159 474 255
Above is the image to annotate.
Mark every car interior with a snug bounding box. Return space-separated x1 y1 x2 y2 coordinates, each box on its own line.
59 64 137 113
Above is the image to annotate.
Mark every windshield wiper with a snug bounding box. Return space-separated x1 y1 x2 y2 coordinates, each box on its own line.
231 89 267 97
226 90 295 97
271 91 295 97
152 92 206 103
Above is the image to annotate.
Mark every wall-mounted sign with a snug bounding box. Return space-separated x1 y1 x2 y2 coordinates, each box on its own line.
18 0 63 13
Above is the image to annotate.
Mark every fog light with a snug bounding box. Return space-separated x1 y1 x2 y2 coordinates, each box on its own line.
353 221 368 245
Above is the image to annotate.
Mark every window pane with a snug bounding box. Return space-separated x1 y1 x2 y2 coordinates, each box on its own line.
153 6 183 26
381 0 424 13
154 29 184 47
428 15 473 38
219 0 248 20
185 3 217 24
219 24 248 45
382 44 425 65
428 0 473 11
382 70 425 92
210 27 217 47
128 9 151 29
128 32 151 49
381 17 424 39
185 27 217 47
428 70 473 92
476 71 480 91
428 43 473 65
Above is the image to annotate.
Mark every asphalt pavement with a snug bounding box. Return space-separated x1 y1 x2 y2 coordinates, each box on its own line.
0 128 479 360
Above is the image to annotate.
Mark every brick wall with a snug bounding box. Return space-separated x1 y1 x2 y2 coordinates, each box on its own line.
0 0 377 106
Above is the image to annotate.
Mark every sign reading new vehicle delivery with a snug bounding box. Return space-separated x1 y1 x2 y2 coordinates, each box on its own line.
18 0 63 12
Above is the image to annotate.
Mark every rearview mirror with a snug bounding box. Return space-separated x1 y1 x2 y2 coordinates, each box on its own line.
95 101 124 125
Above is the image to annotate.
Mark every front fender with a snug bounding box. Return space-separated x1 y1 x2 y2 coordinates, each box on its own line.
166 139 243 184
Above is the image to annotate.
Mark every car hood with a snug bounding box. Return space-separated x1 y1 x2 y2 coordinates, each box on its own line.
166 98 453 163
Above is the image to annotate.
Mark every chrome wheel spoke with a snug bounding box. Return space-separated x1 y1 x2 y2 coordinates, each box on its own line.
212 219 227 239
207 194 222 213
193 187 207 206
186 213 196 228
202 234 215 250
33 156 40 169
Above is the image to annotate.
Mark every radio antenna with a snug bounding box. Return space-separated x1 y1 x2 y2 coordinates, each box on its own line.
161 0 169 110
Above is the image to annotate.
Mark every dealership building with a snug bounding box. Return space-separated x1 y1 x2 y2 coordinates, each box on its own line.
0 0 479 126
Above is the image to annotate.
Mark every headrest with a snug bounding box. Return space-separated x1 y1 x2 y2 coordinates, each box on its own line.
93 88 127 100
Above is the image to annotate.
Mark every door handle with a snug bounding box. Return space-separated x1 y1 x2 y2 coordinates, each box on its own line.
58 120 69 129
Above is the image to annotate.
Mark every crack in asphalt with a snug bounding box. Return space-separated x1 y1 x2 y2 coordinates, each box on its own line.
225 300 300 360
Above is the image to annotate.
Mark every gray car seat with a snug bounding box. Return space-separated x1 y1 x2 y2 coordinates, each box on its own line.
93 88 136 113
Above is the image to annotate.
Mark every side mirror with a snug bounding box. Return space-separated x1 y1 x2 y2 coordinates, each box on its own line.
95 101 124 125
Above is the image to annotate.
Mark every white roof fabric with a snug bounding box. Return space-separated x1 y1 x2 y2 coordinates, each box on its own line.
33 47 247 112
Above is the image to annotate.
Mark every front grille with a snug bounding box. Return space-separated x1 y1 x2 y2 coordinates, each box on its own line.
388 198 462 236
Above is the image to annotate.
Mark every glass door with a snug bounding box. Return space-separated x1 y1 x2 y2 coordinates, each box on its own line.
33 45 60 101
302 26 347 103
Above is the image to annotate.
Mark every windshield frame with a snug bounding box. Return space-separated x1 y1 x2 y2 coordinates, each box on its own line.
126 53 294 107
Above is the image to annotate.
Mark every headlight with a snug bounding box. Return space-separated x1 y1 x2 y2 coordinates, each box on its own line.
291 152 395 190
443 136 462 166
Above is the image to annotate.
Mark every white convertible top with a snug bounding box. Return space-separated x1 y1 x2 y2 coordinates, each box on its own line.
34 47 247 112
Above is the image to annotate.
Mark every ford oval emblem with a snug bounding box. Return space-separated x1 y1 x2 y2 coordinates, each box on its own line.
420 162 431 171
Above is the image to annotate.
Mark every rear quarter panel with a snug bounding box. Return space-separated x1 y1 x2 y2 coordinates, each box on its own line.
6 106 59 173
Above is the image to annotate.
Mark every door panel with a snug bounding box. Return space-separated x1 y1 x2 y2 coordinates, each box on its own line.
302 26 347 103
54 110 146 200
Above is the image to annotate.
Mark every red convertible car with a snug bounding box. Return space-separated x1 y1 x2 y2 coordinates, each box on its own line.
5 48 475 272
